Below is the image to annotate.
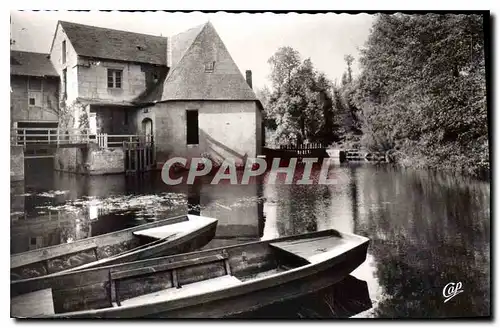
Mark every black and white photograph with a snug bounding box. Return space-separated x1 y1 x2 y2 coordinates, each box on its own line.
8 8 491 319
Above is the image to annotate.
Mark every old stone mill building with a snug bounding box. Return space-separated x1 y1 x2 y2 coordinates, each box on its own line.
11 21 264 178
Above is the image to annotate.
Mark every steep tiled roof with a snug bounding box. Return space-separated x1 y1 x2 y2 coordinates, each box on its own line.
160 22 257 101
10 50 58 77
58 21 168 65
169 24 205 68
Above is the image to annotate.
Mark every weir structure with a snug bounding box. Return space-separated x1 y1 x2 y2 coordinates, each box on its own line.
10 127 155 179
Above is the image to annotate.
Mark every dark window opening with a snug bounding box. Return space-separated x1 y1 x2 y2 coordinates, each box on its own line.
205 61 215 73
29 98 36 106
30 237 37 245
62 68 67 97
186 110 199 145
145 71 160 88
107 69 122 88
62 40 66 64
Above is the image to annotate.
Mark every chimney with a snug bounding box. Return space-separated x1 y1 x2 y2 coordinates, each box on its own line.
245 70 253 89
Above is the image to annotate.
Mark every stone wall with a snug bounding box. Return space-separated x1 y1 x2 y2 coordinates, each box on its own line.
150 100 261 166
10 76 60 124
87 147 125 175
55 144 125 175
11 145 24 181
50 23 79 104
77 60 153 103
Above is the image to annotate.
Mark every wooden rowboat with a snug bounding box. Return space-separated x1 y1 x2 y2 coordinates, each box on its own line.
11 229 369 318
11 214 218 281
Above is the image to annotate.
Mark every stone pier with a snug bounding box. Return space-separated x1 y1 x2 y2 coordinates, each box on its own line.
11 145 24 181
54 143 125 175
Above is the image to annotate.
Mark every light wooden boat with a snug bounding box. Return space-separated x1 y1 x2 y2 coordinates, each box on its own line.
11 214 218 281
11 229 369 318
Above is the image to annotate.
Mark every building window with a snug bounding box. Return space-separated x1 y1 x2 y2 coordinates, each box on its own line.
29 98 36 106
145 71 160 88
62 40 66 64
204 61 215 73
28 77 42 91
186 110 199 145
108 69 122 88
62 68 67 97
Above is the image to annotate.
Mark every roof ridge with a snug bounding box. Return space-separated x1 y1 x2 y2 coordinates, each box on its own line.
164 22 208 85
59 20 168 39
169 22 207 39
10 50 50 56
159 22 257 102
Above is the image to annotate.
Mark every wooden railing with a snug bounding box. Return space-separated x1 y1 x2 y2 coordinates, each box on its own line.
264 143 329 160
11 128 90 146
95 134 153 148
11 128 151 149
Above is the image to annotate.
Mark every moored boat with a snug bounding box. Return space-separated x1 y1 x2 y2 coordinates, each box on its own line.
11 214 218 281
11 229 369 318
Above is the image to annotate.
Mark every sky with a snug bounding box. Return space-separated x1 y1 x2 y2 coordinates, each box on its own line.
10 11 375 91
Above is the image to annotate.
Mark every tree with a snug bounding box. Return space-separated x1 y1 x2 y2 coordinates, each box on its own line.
264 48 336 146
267 46 301 94
343 54 354 85
355 13 488 175
334 54 363 147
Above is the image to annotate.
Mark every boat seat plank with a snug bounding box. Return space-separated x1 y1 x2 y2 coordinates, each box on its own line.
117 275 242 307
270 235 355 263
133 218 212 240
11 288 55 318
111 253 228 281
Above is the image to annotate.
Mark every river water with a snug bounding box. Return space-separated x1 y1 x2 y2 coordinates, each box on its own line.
10 158 490 318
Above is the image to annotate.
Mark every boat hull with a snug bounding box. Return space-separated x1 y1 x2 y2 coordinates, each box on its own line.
11 215 217 280
53 236 368 318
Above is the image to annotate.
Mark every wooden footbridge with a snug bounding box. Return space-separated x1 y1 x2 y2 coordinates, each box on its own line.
11 127 155 172
263 144 388 163
11 127 149 149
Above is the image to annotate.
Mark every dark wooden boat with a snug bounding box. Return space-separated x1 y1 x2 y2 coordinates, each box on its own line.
11 229 369 318
11 214 218 281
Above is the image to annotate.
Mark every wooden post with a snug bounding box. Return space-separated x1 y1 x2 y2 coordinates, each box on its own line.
124 142 129 172
151 137 156 168
138 145 143 172
134 143 138 172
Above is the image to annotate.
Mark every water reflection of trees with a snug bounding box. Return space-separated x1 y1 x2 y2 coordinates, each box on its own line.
272 183 333 237
359 167 490 318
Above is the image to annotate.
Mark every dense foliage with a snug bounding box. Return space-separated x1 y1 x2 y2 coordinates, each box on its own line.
259 14 488 176
355 13 488 176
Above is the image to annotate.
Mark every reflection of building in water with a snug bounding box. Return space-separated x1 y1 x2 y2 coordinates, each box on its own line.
313 165 360 234
260 164 363 237
10 210 91 254
189 178 264 249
